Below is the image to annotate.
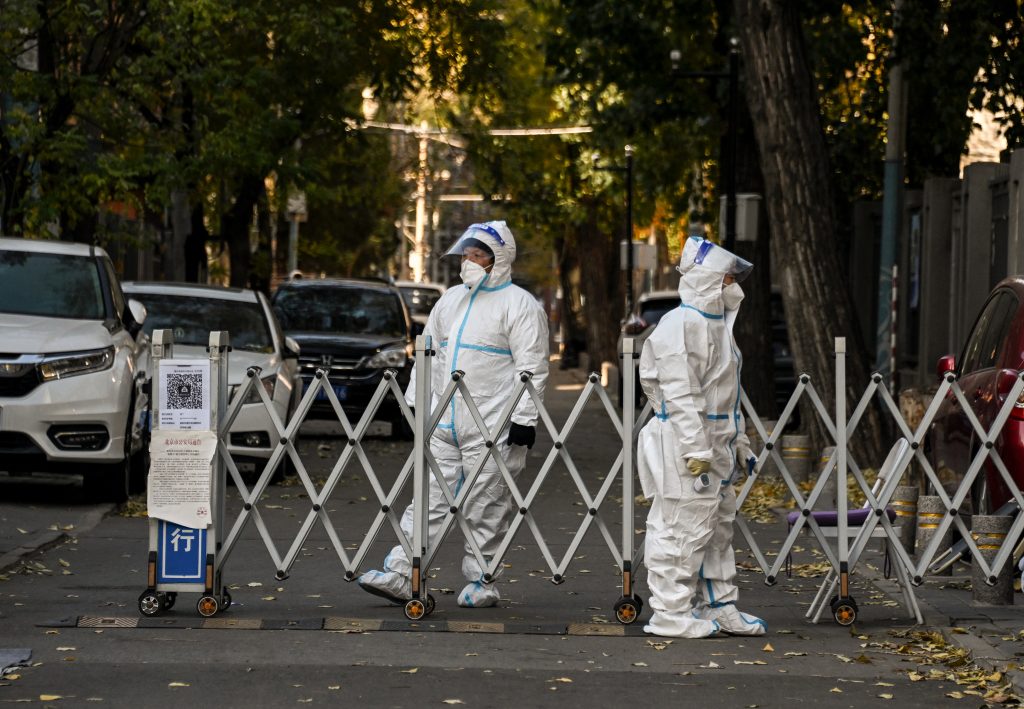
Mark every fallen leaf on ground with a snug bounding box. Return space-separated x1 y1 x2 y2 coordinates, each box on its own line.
762 643 774 652
168 682 190 688
401 668 418 674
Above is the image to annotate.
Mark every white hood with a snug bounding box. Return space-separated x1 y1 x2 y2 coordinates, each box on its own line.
169 344 279 385
0 314 115 353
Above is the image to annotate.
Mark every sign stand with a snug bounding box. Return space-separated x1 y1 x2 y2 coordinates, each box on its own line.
138 330 231 618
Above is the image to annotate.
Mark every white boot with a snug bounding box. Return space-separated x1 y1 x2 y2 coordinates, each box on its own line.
357 569 411 604
457 580 500 608
643 611 722 638
696 603 766 635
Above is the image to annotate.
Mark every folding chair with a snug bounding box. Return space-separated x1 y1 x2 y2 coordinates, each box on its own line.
786 438 922 624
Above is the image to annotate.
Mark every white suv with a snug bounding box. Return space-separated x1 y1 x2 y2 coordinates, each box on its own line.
0 237 149 501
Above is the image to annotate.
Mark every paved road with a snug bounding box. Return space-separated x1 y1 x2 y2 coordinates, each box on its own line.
0 365 1013 707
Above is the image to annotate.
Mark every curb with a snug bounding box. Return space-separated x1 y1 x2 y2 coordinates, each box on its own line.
0 504 113 575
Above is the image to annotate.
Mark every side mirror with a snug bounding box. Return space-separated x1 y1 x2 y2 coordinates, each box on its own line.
126 298 147 337
936 354 956 381
284 336 301 359
623 316 647 336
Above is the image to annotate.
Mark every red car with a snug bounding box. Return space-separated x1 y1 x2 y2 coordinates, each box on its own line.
927 276 1024 513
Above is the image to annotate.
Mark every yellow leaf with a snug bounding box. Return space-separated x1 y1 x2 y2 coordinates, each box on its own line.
830 688 842 693
762 643 774 652
328 686 340 690
39 695 62 701
946 692 964 699
783 651 806 657
875 682 894 687
442 700 465 705
6 674 20 680
878 693 893 700
261 596 276 601
55 647 76 651
550 678 573 683
17 528 27 534
401 668 418 674
907 672 924 682
168 682 190 688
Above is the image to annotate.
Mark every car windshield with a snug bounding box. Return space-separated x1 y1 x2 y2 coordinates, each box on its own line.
274 286 406 337
0 251 105 319
400 287 443 317
640 297 679 326
133 293 273 353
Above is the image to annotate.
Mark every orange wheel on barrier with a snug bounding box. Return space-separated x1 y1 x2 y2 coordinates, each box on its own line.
197 595 219 618
404 598 426 621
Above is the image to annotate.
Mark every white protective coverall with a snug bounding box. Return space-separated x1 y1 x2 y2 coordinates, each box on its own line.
637 236 766 638
359 221 549 608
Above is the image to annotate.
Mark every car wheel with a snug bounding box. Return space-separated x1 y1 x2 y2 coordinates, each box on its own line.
390 412 414 441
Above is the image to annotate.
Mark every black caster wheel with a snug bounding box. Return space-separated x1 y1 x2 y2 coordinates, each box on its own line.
614 595 642 625
221 591 232 610
829 595 858 626
424 594 436 616
162 592 177 611
138 591 162 617
404 597 427 621
197 595 220 618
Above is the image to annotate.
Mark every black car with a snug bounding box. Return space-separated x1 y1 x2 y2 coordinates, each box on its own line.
271 278 414 438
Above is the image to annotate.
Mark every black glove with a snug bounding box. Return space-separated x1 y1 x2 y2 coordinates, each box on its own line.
507 423 536 449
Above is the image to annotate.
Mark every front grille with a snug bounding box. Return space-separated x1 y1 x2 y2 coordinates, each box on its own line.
298 356 362 376
0 370 41 397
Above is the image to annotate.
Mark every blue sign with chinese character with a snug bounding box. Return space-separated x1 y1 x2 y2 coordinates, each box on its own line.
157 521 207 584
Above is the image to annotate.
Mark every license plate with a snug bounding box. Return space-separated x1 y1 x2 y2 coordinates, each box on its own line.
308 382 347 402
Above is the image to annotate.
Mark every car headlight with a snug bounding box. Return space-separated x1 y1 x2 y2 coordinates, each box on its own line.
38 347 115 381
365 347 407 369
234 374 277 405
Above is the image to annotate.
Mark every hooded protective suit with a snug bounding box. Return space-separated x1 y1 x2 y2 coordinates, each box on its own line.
637 236 766 638
359 221 549 608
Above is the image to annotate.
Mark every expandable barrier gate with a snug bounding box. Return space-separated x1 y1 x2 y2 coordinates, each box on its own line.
137 329 1024 627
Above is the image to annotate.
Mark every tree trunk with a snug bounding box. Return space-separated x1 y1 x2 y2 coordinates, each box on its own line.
576 202 621 368
734 0 883 463
221 175 263 288
184 202 208 282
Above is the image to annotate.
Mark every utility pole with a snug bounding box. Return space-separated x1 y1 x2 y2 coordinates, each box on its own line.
876 0 906 384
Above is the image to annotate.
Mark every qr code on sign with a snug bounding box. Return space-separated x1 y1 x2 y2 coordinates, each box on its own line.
166 372 203 409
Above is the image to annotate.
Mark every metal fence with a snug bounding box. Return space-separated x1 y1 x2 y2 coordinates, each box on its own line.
175 331 1024 626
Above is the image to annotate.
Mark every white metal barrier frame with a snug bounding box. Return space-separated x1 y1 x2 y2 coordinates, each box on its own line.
138 330 230 618
176 328 1024 627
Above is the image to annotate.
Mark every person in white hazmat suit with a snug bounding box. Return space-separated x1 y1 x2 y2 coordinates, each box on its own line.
359 221 549 608
637 236 766 638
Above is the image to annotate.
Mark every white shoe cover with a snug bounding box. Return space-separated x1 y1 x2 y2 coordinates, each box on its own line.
696 603 766 635
357 569 411 604
643 611 722 638
457 581 500 608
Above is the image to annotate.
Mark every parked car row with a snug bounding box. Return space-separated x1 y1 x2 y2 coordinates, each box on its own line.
0 237 436 500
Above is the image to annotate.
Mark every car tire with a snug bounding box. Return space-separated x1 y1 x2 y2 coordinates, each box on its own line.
391 412 414 441
85 456 131 503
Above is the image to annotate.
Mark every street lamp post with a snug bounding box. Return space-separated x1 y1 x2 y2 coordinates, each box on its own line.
624 145 635 319
593 146 637 324
670 38 740 252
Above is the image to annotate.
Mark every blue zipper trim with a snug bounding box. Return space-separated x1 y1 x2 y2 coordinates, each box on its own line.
679 302 724 320
655 401 669 421
705 413 730 420
479 281 511 292
458 343 512 356
449 273 490 447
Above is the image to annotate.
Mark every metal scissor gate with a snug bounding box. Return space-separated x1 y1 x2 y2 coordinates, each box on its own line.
147 329 1024 628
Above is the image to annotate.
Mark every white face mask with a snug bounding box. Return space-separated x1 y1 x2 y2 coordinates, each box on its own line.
460 260 489 288
722 281 745 310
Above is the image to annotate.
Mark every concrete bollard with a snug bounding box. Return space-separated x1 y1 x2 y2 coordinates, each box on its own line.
916 495 952 575
781 434 812 484
814 445 838 510
891 485 919 555
971 515 1015 605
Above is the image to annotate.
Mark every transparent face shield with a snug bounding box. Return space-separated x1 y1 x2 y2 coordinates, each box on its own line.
444 223 505 258
676 238 753 282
